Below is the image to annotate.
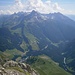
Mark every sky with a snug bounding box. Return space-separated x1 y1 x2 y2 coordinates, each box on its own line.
0 0 75 15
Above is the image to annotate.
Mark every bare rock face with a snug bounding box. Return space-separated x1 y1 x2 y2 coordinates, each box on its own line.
3 60 19 68
0 60 39 75
0 69 25 75
18 63 27 69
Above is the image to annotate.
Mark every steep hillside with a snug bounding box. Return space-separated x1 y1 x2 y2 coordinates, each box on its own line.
63 39 75 74
26 55 71 75
67 15 75 21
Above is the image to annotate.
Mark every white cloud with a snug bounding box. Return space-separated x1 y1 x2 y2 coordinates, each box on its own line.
0 0 74 15
9 0 24 13
14 0 24 10
53 3 64 12
23 0 64 14
0 0 24 15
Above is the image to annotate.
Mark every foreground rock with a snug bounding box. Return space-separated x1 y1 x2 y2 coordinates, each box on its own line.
0 60 39 75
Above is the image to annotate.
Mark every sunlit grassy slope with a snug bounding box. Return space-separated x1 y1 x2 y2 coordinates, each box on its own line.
26 55 72 75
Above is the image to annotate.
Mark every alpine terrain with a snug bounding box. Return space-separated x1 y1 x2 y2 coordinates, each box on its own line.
0 10 75 75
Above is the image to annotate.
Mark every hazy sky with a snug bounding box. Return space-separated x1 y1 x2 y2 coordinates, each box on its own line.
0 0 75 15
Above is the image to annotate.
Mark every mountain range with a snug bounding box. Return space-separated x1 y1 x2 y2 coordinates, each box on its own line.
0 10 75 75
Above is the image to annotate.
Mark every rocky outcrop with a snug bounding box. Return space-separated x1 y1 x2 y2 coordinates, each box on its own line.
3 60 18 68
0 60 39 75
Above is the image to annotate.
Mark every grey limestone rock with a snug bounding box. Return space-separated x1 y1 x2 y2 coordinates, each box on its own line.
0 60 39 75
